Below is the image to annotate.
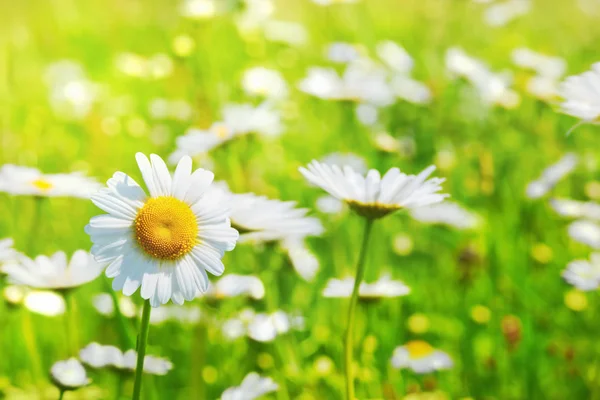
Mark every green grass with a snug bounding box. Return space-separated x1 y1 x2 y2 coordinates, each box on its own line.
1 0 600 398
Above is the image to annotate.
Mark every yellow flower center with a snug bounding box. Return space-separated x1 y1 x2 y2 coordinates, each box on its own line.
31 179 53 191
345 200 401 220
134 197 198 260
405 340 435 359
213 125 231 139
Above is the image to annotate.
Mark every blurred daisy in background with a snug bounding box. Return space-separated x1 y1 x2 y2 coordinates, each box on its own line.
242 67 288 100
559 62 600 123
205 274 265 300
93 293 137 318
550 199 600 220
50 359 90 393
483 0 531 27
263 20 309 47
326 42 361 64
512 48 566 101
5 288 67 317
312 0 358 5
568 220 600 249
80 343 173 375
115 52 174 80
86 153 238 307
221 308 304 342
0 165 101 198
391 341 453 373
0 238 18 263
2 250 103 291
525 153 578 199
299 160 448 219
410 201 481 230
179 0 217 19
323 274 410 299
221 372 278 400
281 238 321 281
563 254 600 291
149 305 201 325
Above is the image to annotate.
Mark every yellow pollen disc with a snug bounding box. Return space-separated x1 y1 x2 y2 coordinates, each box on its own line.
32 179 53 191
134 196 198 260
405 340 435 359
345 200 401 220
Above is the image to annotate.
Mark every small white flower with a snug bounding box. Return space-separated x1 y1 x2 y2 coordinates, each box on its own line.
149 305 201 325
410 201 480 230
355 103 379 126
526 75 560 101
44 60 98 120
390 76 432 105
525 153 578 199
281 238 320 281
563 254 600 291
483 0 531 27
559 63 600 122
50 359 90 390
180 0 216 19
206 274 265 300
24 290 66 316
221 372 278 400
92 293 137 318
263 20 309 47
391 341 453 374
242 67 288 99
550 198 600 221
311 0 358 5
298 67 347 100
326 42 361 64
568 220 600 249
85 153 239 307
221 309 304 342
299 160 448 219
3 250 103 290
3 285 26 305
0 238 18 263
511 48 566 79
323 274 410 299
376 41 414 74
80 343 173 375
0 165 101 198
235 0 275 33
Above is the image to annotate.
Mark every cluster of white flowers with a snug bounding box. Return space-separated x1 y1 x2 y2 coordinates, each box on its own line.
512 48 567 100
323 274 410 299
80 343 173 375
222 308 305 342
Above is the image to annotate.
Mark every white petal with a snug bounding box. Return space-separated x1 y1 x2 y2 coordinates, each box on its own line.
136 153 160 198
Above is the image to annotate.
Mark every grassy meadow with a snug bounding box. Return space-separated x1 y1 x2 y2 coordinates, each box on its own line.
1 0 600 399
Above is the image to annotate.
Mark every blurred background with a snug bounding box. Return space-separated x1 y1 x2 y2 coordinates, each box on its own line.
1 0 600 398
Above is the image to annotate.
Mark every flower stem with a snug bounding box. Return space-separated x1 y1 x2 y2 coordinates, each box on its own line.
58 390 65 400
344 218 374 400
132 299 152 400
107 281 135 349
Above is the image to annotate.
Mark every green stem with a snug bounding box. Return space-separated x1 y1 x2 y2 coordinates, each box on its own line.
132 300 152 400
28 196 44 254
58 389 65 400
107 282 135 349
22 310 43 384
344 218 374 400
64 291 79 356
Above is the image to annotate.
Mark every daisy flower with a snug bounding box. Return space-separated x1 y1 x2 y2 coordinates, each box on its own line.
205 274 265 300
409 201 480 230
86 153 238 307
24 291 66 317
79 343 173 375
92 293 137 318
221 309 304 342
2 250 103 291
563 254 600 291
0 165 100 198
568 220 600 249
299 160 448 219
550 198 600 221
322 274 410 299
221 372 278 400
391 341 453 374
559 62 600 122
242 67 288 99
50 359 90 392
525 153 578 199
149 305 201 325
281 238 320 281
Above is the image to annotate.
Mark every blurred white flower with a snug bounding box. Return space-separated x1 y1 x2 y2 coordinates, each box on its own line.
264 20 309 47
242 67 288 99
355 103 379 126
3 285 26 306
390 76 432 105
312 0 358 5
44 60 98 120
321 152 367 174
483 0 531 27
221 372 278 400
281 238 320 281
551 198 600 221
298 67 347 100
315 195 344 214
85 153 238 307
373 132 401 153
323 274 410 299
326 42 361 64
223 102 284 137
236 0 275 33
3 250 103 290
391 341 453 373
50 359 90 391
559 63 600 122
205 274 265 300
80 343 173 375
568 220 600 249
0 238 18 263
563 253 600 291
526 75 560 101
180 0 216 19
149 305 201 325
92 293 137 318
410 201 480 230
148 98 193 121
299 160 448 219
343 59 396 106
376 41 414 74
525 153 578 199
115 53 173 80
0 165 100 198
222 309 304 342
24 290 66 316
512 48 566 79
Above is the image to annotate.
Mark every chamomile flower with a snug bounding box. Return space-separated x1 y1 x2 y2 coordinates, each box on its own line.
2 250 103 291
80 343 173 375
221 372 278 400
0 238 17 263
326 42 361 64
221 309 304 342
205 274 265 300
483 0 531 27
0 165 101 198
242 67 288 99
281 238 320 281
525 153 578 199
50 359 90 391
391 341 453 374
410 201 480 230
562 254 600 291
24 291 66 316
299 160 448 219
85 153 238 307
323 274 410 299
559 62 600 122
550 198 600 221
149 305 201 325
568 220 600 249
